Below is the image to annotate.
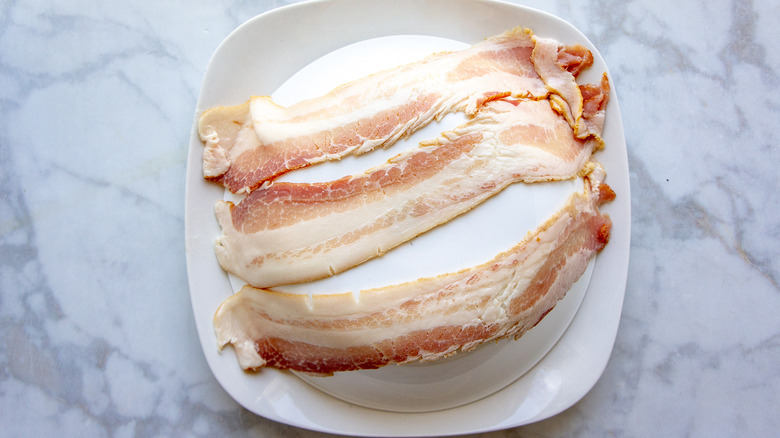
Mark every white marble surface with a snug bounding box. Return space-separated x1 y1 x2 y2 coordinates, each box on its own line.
1 0 778 436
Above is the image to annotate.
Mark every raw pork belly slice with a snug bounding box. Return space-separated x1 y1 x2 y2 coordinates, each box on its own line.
215 76 609 288
198 27 595 193
213 164 615 374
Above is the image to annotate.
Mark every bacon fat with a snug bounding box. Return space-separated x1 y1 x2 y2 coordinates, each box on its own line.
213 165 614 375
198 28 595 193
215 81 609 288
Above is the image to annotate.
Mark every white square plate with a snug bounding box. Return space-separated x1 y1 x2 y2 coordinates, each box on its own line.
185 0 630 435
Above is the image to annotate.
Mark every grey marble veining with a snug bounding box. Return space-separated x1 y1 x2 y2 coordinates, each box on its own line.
1 0 778 436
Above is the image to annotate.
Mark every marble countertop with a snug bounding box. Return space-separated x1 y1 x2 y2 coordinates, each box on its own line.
2 0 778 436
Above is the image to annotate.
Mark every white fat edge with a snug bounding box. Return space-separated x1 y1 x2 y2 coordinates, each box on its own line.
225 122 262 163
202 131 231 177
233 341 268 369
251 87 416 145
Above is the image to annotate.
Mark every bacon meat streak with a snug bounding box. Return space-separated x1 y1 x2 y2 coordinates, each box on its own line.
198 28 594 193
213 165 615 375
215 77 609 288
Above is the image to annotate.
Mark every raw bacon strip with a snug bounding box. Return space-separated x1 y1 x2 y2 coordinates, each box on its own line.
213 165 615 374
215 80 609 288
199 28 595 193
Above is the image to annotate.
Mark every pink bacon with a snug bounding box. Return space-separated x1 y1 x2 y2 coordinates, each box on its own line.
198 28 594 193
213 75 610 288
213 165 615 375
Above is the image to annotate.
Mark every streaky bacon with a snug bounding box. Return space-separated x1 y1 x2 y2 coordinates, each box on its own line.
198 28 595 193
214 78 609 288
213 164 614 374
